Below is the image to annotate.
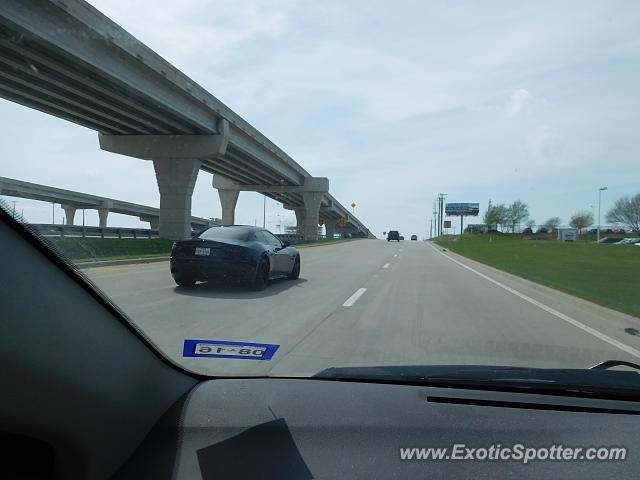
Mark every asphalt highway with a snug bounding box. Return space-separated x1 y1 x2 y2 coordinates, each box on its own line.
84 239 640 377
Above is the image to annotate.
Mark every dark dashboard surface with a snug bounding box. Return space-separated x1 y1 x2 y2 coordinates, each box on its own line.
115 378 640 479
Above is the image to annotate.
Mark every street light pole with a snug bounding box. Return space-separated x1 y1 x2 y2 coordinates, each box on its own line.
597 186 608 243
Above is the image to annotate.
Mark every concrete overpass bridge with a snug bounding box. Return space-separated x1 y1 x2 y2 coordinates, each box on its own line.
0 176 216 230
0 0 373 240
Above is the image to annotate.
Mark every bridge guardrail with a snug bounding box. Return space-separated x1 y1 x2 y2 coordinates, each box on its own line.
30 224 159 239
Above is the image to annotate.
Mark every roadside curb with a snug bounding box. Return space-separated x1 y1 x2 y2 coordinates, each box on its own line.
76 256 169 269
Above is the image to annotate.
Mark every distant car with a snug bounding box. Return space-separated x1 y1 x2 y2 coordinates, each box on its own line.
603 229 614 234
614 229 626 234
387 231 400 242
399 236 405 241
170 225 300 290
616 238 640 245
522 227 533 234
598 237 623 244
411 235 418 241
536 227 548 234
588 228 598 234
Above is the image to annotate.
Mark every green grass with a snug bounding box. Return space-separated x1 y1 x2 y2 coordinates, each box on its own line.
45 237 173 263
434 234 640 318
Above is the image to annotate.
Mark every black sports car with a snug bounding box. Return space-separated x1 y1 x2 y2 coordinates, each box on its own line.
170 226 300 290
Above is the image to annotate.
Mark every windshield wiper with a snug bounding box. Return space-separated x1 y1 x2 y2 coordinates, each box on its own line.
314 364 640 400
591 360 640 370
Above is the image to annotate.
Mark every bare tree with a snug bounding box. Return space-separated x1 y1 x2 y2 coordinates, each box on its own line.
506 200 529 232
606 193 640 233
543 217 562 232
526 219 536 228
569 211 594 233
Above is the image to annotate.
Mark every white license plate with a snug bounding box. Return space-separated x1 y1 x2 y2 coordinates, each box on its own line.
195 247 210 256
195 343 267 357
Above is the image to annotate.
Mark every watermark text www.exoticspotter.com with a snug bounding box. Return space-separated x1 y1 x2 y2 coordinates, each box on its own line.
399 444 627 464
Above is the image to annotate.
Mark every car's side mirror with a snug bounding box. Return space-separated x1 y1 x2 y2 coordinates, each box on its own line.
282 240 291 247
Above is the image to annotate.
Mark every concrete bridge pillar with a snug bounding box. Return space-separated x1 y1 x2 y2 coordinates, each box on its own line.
139 216 159 230
61 205 76 225
294 208 306 236
99 122 229 241
213 175 329 241
300 191 323 241
98 208 109 228
324 218 337 239
218 189 239 226
153 158 201 240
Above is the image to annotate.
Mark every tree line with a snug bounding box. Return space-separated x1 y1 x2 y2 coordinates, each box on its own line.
481 193 640 233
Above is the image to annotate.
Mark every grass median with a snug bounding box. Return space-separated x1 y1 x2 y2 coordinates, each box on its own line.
45 237 173 263
433 234 640 318
44 235 364 263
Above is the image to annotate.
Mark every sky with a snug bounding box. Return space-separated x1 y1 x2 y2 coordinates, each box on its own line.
1 0 639 237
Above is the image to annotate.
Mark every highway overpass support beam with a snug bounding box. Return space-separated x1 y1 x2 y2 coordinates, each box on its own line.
300 192 324 241
99 127 228 240
324 218 336 239
218 189 239 226
61 205 76 226
140 216 160 230
213 175 329 240
294 208 306 236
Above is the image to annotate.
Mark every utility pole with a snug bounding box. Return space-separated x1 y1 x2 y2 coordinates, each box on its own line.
437 193 447 236
597 186 608 243
263 195 266 228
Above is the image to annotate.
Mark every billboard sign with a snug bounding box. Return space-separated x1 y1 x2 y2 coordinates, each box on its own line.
445 203 479 216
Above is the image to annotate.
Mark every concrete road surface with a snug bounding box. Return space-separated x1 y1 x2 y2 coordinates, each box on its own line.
84 239 640 377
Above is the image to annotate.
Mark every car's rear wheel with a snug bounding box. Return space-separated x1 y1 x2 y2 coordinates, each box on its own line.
251 258 270 291
174 273 196 287
288 255 300 280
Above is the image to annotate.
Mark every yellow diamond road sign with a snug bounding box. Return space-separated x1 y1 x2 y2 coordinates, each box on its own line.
319 218 325 225
351 203 356 208
338 217 347 226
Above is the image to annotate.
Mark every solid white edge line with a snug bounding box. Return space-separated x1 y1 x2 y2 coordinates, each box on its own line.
343 288 367 307
429 244 640 359
383 263 390 269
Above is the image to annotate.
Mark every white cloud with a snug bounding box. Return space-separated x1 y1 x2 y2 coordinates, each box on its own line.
2 0 640 237
506 89 532 118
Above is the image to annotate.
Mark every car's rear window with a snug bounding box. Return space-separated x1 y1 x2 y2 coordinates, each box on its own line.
198 227 253 241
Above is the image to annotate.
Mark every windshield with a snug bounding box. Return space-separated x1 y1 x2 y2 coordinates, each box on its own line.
198 227 253 242
1 0 639 384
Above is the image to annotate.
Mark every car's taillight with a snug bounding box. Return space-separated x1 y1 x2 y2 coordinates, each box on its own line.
223 246 246 259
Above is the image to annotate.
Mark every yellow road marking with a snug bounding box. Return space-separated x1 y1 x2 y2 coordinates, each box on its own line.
84 264 168 274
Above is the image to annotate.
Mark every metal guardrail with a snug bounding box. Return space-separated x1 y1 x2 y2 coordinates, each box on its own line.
30 225 367 241
31 224 159 239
